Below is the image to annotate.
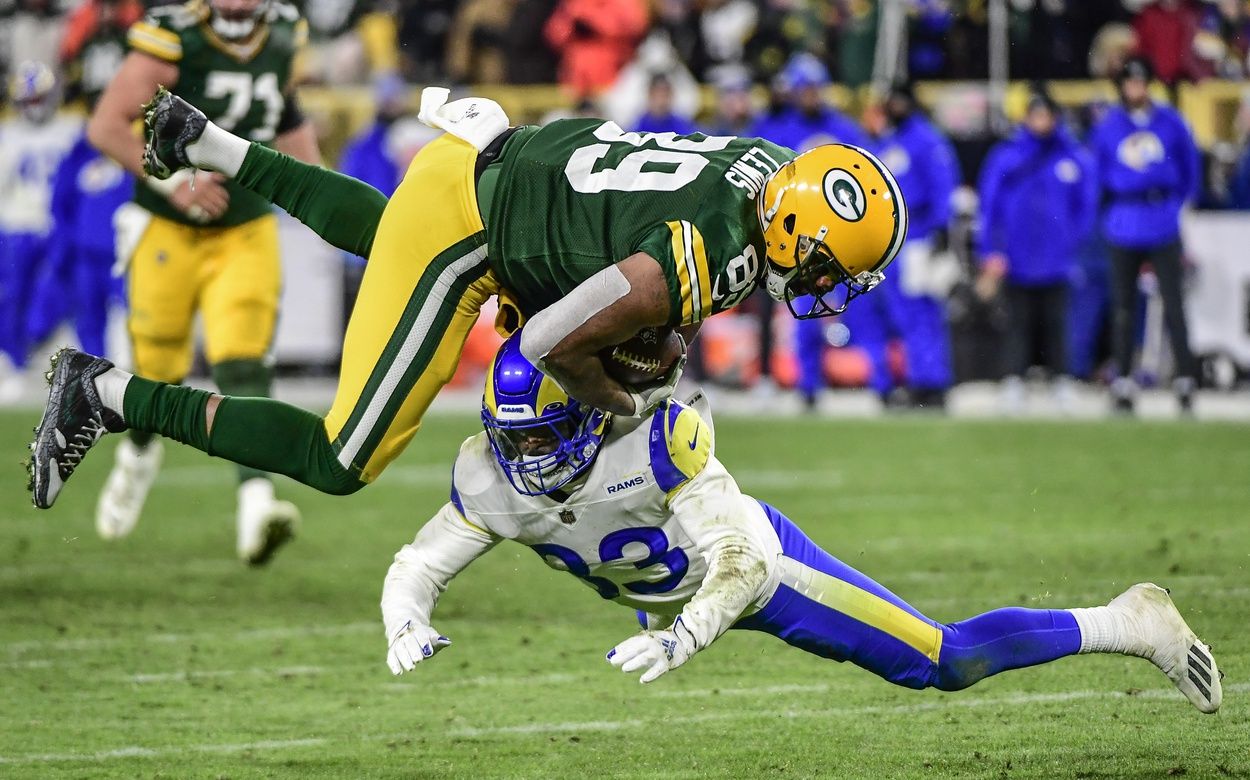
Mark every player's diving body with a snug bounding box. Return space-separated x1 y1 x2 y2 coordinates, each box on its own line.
28 86 907 507
380 334 1222 712
82 0 322 562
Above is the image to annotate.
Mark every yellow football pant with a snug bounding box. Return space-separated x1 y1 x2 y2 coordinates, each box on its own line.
127 213 281 382
323 134 497 483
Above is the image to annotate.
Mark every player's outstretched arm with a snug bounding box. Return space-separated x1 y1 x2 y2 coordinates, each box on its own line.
609 449 776 683
523 253 673 417
381 502 498 675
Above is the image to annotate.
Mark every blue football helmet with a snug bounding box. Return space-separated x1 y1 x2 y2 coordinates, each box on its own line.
481 333 608 496
10 61 57 124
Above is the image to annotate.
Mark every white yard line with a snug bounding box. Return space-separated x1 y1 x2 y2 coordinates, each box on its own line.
2 682 1241 764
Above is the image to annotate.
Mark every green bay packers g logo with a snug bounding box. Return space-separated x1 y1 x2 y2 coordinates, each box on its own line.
822 168 866 222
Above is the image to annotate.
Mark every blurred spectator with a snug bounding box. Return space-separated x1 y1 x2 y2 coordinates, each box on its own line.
632 73 698 134
543 0 648 96
698 0 757 79
504 0 559 83
976 87 1097 412
396 0 455 82
58 0 142 103
751 53 866 151
302 0 399 85
1133 0 1208 84
839 84 960 410
0 62 80 401
1194 0 1250 79
832 0 876 87
946 0 989 79
703 65 756 136
1089 22 1138 79
1089 56 1201 413
445 0 516 84
744 0 826 84
909 0 954 79
601 33 700 128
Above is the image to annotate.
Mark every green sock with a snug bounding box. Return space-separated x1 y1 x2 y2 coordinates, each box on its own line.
212 359 274 484
235 144 388 258
121 377 365 496
123 376 213 452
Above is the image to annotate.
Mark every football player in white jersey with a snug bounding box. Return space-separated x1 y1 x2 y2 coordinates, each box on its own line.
381 333 1222 712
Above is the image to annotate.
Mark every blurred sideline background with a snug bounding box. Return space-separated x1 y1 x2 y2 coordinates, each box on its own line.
4 0 1250 419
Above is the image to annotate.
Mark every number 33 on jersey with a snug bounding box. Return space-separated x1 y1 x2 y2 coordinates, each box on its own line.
483 120 797 327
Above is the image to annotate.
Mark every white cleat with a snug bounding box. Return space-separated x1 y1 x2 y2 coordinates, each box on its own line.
236 478 299 567
1111 583 1222 713
95 438 164 540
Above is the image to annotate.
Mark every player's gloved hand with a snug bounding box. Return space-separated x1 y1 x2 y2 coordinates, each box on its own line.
386 620 452 676
606 618 698 684
627 332 687 417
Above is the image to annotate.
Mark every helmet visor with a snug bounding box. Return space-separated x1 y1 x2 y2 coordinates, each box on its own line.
482 408 604 496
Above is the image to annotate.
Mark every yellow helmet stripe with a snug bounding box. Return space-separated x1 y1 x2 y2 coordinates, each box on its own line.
666 222 694 324
855 145 909 270
688 222 713 318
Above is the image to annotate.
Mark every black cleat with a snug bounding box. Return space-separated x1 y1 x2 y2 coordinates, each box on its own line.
27 349 126 509
141 85 207 180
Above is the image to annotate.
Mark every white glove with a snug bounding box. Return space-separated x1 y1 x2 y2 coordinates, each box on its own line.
606 617 698 684
627 332 687 417
386 620 452 676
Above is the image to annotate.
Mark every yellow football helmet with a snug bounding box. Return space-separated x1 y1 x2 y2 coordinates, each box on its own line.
757 143 908 318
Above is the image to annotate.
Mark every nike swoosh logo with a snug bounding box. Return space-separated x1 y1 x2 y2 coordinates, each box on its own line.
687 430 699 450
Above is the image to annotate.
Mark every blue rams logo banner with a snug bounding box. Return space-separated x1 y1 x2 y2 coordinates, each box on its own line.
1117 131 1165 172
822 168 867 222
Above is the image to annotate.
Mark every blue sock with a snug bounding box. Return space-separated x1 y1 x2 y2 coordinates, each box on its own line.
933 608 1082 691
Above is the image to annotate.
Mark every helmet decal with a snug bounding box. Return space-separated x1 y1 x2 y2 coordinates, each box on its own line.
822 169 866 222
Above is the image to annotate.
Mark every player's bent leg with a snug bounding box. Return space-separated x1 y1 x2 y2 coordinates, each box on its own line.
233 145 388 259
322 134 495 483
31 135 491 505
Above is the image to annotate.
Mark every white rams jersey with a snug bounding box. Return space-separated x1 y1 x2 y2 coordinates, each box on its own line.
450 396 783 616
380 396 784 640
0 115 80 235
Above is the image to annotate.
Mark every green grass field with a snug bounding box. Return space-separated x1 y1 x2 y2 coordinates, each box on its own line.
1 409 1248 779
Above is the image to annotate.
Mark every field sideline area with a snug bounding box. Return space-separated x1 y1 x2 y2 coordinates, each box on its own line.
1 410 1247 778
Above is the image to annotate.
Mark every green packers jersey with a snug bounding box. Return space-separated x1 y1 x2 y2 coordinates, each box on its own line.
127 0 306 227
484 120 795 326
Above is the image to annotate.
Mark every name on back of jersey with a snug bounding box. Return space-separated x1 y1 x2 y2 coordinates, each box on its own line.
724 146 786 199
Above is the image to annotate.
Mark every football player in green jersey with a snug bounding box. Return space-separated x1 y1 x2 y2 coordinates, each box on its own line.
28 88 907 508
81 0 321 563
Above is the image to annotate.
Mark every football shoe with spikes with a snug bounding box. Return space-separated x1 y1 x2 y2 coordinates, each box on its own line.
142 85 206 180
27 349 126 509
